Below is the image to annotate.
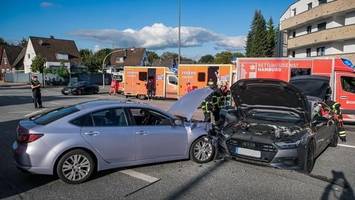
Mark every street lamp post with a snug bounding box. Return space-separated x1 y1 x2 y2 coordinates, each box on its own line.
101 49 126 88
178 0 181 65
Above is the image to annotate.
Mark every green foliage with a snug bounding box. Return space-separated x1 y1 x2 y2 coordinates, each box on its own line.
79 48 112 72
245 10 273 57
232 52 245 58
215 51 233 64
147 51 160 64
266 18 276 57
56 66 70 79
0 37 10 46
198 54 215 64
31 55 46 73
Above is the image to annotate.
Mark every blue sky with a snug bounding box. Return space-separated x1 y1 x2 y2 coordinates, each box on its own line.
0 0 294 58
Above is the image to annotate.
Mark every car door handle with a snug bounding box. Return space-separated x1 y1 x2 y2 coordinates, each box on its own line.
135 130 149 135
340 96 347 100
84 131 100 136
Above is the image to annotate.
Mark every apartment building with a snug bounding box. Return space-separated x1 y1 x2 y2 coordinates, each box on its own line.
279 0 355 62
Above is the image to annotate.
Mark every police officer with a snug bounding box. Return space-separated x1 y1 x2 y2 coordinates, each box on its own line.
326 100 346 142
31 75 43 109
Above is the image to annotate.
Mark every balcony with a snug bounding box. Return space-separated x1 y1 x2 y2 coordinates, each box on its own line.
281 0 355 30
287 24 355 49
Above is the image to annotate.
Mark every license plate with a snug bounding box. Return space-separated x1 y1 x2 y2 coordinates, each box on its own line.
235 147 261 158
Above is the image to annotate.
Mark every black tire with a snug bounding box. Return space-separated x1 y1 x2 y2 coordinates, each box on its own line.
93 89 99 94
56 149 95 184
303 143 315 174
330 128 338 147
190 136 215 164
137 94 146 100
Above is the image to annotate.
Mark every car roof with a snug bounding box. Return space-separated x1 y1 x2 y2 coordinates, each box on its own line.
75 100 172 116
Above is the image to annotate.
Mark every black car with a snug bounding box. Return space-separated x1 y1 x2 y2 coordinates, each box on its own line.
61 81 99 95
212 79 338 173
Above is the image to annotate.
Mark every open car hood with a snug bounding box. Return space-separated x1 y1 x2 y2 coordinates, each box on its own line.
168 88 214 121
231 79 309 112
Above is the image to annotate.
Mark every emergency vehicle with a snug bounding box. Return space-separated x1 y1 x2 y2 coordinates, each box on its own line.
124 66 178 99
236 58 355 122
178 64 234 97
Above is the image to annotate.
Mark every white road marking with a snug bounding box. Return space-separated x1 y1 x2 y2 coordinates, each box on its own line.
120 169 159 183
338 144 355 149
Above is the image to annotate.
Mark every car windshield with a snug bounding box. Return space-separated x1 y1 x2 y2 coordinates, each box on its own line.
32 106 80 125
291 80 329 99
248 109 301 123
69 81 88 87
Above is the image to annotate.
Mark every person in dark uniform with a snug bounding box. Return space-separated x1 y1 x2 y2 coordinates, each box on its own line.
31 75 43 109
146 77 155 101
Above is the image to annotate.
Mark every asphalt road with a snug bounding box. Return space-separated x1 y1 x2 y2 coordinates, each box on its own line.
1 85 355 200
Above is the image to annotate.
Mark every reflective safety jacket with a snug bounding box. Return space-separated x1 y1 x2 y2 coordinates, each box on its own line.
325 100 346 140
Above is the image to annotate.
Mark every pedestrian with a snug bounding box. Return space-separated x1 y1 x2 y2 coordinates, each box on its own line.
31 75 43 109
186 82 193 93
146 77 155 100
109 78 117 95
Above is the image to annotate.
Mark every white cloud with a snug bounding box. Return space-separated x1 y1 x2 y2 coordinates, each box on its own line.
93 44 101 52
40 2 54 8
70 23 245 50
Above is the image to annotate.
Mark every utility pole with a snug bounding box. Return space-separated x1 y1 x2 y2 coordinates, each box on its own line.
178 0 181 65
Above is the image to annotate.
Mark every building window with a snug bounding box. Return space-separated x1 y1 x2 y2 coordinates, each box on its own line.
197 72 206 82
307 26 312 34
306 48 311 57
3 58 8 65
307 3 313 10
291 51 296 58
319 0 327 5
27 54 30 59
138 72 147 81
292 8 296 16
292 31 296 38
317 47 325 56
317 22 327 31
56 53 68 60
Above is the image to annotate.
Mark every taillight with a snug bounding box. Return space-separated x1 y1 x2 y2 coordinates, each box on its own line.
17 133 43 143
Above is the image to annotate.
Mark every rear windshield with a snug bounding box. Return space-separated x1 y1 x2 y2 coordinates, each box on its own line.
32 106 79 125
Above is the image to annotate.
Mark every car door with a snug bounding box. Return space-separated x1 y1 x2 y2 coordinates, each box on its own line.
127 107 188 161
311 116 331 156
80 108 135 164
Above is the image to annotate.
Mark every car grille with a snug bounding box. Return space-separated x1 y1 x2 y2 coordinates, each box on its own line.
226 139 277 163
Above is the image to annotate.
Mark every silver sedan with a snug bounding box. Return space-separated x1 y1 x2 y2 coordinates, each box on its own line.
13 89 215 184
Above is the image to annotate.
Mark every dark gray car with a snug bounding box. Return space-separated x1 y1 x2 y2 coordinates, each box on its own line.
212 79 338 173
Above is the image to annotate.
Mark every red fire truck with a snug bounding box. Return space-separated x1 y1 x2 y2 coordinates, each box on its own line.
236 58 355 122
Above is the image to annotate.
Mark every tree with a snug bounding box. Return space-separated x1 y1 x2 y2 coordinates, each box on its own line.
93 48 112 72
232 52 245 58
31 55 46 86
215 51 233 64
198 54 215 64
146 51 159 65
0 37 10 46
245 10 268 57
80 49 95 72
266 18 276 57
18 37 27 48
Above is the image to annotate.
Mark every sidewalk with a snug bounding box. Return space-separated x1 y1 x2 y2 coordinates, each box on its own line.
0 82 29 88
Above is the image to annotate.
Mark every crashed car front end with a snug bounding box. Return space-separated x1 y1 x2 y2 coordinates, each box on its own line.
212 79 314 170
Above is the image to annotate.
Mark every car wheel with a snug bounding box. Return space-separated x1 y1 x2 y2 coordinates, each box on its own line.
330 129 338 147
137 94 146 100
56 149 95 184
62 91 68 95
190 136 215 164
94 89 99 94
303 143 315 174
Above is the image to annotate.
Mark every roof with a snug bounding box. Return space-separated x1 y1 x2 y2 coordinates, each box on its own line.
0 46 3 61
12 47 26 69
29 36 80 65
2 45 23 66
109 48 146 67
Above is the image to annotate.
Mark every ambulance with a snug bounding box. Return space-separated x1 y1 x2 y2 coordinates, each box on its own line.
123 66 178 99
236 58 355 122
178 64 234 97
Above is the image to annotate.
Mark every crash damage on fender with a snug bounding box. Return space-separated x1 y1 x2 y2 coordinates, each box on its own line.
210 79 338 173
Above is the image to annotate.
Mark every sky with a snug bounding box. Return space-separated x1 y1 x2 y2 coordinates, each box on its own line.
0 0 294 59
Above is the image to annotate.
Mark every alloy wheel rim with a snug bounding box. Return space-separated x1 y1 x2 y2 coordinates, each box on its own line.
193 139 213 162
62 154 91 181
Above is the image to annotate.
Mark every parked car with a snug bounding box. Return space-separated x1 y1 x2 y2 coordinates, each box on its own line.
211 79 338 173
61 81 99 95
13 88 215 184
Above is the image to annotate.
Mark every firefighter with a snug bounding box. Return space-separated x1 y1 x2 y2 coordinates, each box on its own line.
325 100 347 142
146 77 155 101
201 97 212 122
31 75 43 109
